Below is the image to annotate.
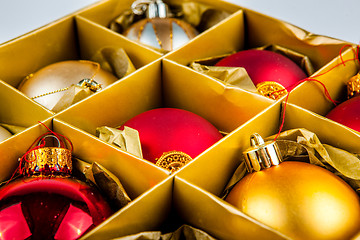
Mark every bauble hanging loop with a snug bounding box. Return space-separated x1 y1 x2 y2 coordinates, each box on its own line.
243 133 282 172
131 0 170 18
23 134 72 177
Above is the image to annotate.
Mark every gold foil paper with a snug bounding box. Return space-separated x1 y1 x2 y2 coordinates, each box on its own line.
96 126 143 158
74 159 131 209
174 2 231 32
91 47 136 79
51 84 94 112
189 62 257 92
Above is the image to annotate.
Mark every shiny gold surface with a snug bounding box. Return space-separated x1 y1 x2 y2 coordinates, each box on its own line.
256 81 288 100
347 73 360 99
226 161 360 240
24 147 72 176
155 151 193 173
18 60 118 111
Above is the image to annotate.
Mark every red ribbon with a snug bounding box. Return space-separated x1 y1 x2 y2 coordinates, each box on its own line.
274 44 360 141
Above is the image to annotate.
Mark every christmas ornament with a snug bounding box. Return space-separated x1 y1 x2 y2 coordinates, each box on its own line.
120 108 222 171
0 133 113 240
18 60 118 111
123 0 198 52
326 73 360 132
225 133 360 240
215 49 307 99
0 126 12 142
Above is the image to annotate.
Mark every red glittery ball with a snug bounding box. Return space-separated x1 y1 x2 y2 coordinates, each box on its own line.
120 108 223 163
326 95 360 132
215 49 307 88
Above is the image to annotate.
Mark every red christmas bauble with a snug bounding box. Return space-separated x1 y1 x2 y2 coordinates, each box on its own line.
0 177 112 240
215 49 307 88
326 95 360 132
120 108 222 164
0 134 113 240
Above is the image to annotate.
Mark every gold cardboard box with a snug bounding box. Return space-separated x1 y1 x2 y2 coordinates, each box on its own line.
0 0 359 239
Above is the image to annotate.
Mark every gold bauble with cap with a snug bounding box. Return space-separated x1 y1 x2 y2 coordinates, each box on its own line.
225 133 360 240
18 60 118 111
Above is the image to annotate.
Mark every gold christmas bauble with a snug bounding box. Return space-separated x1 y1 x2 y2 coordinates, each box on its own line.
124 17 198 52
226 161 360 240
0 126 12 142
18 60 118 111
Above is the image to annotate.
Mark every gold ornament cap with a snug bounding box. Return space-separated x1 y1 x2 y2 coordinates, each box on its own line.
131 0 170 18
256 81 288 100
77 78 102 92
243 133 282 173
347 73 360 99
155 151 192 173
23 134 72 176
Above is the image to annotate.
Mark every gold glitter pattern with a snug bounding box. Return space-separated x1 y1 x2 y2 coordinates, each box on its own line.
347 73 360 99
24 147 72 176
256 81 288 100
155 151 192 173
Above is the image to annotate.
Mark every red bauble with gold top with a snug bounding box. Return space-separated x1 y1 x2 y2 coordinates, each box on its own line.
0 134 113 240
215 49 307 89
120 108 222 164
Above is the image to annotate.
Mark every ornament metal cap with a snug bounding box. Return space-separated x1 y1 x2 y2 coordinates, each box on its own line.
77 78 102 92
23 134 72 176
131 0 170 18
256 81 288 100
347 72 360 99
155 151 192 173
243 133 282 173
